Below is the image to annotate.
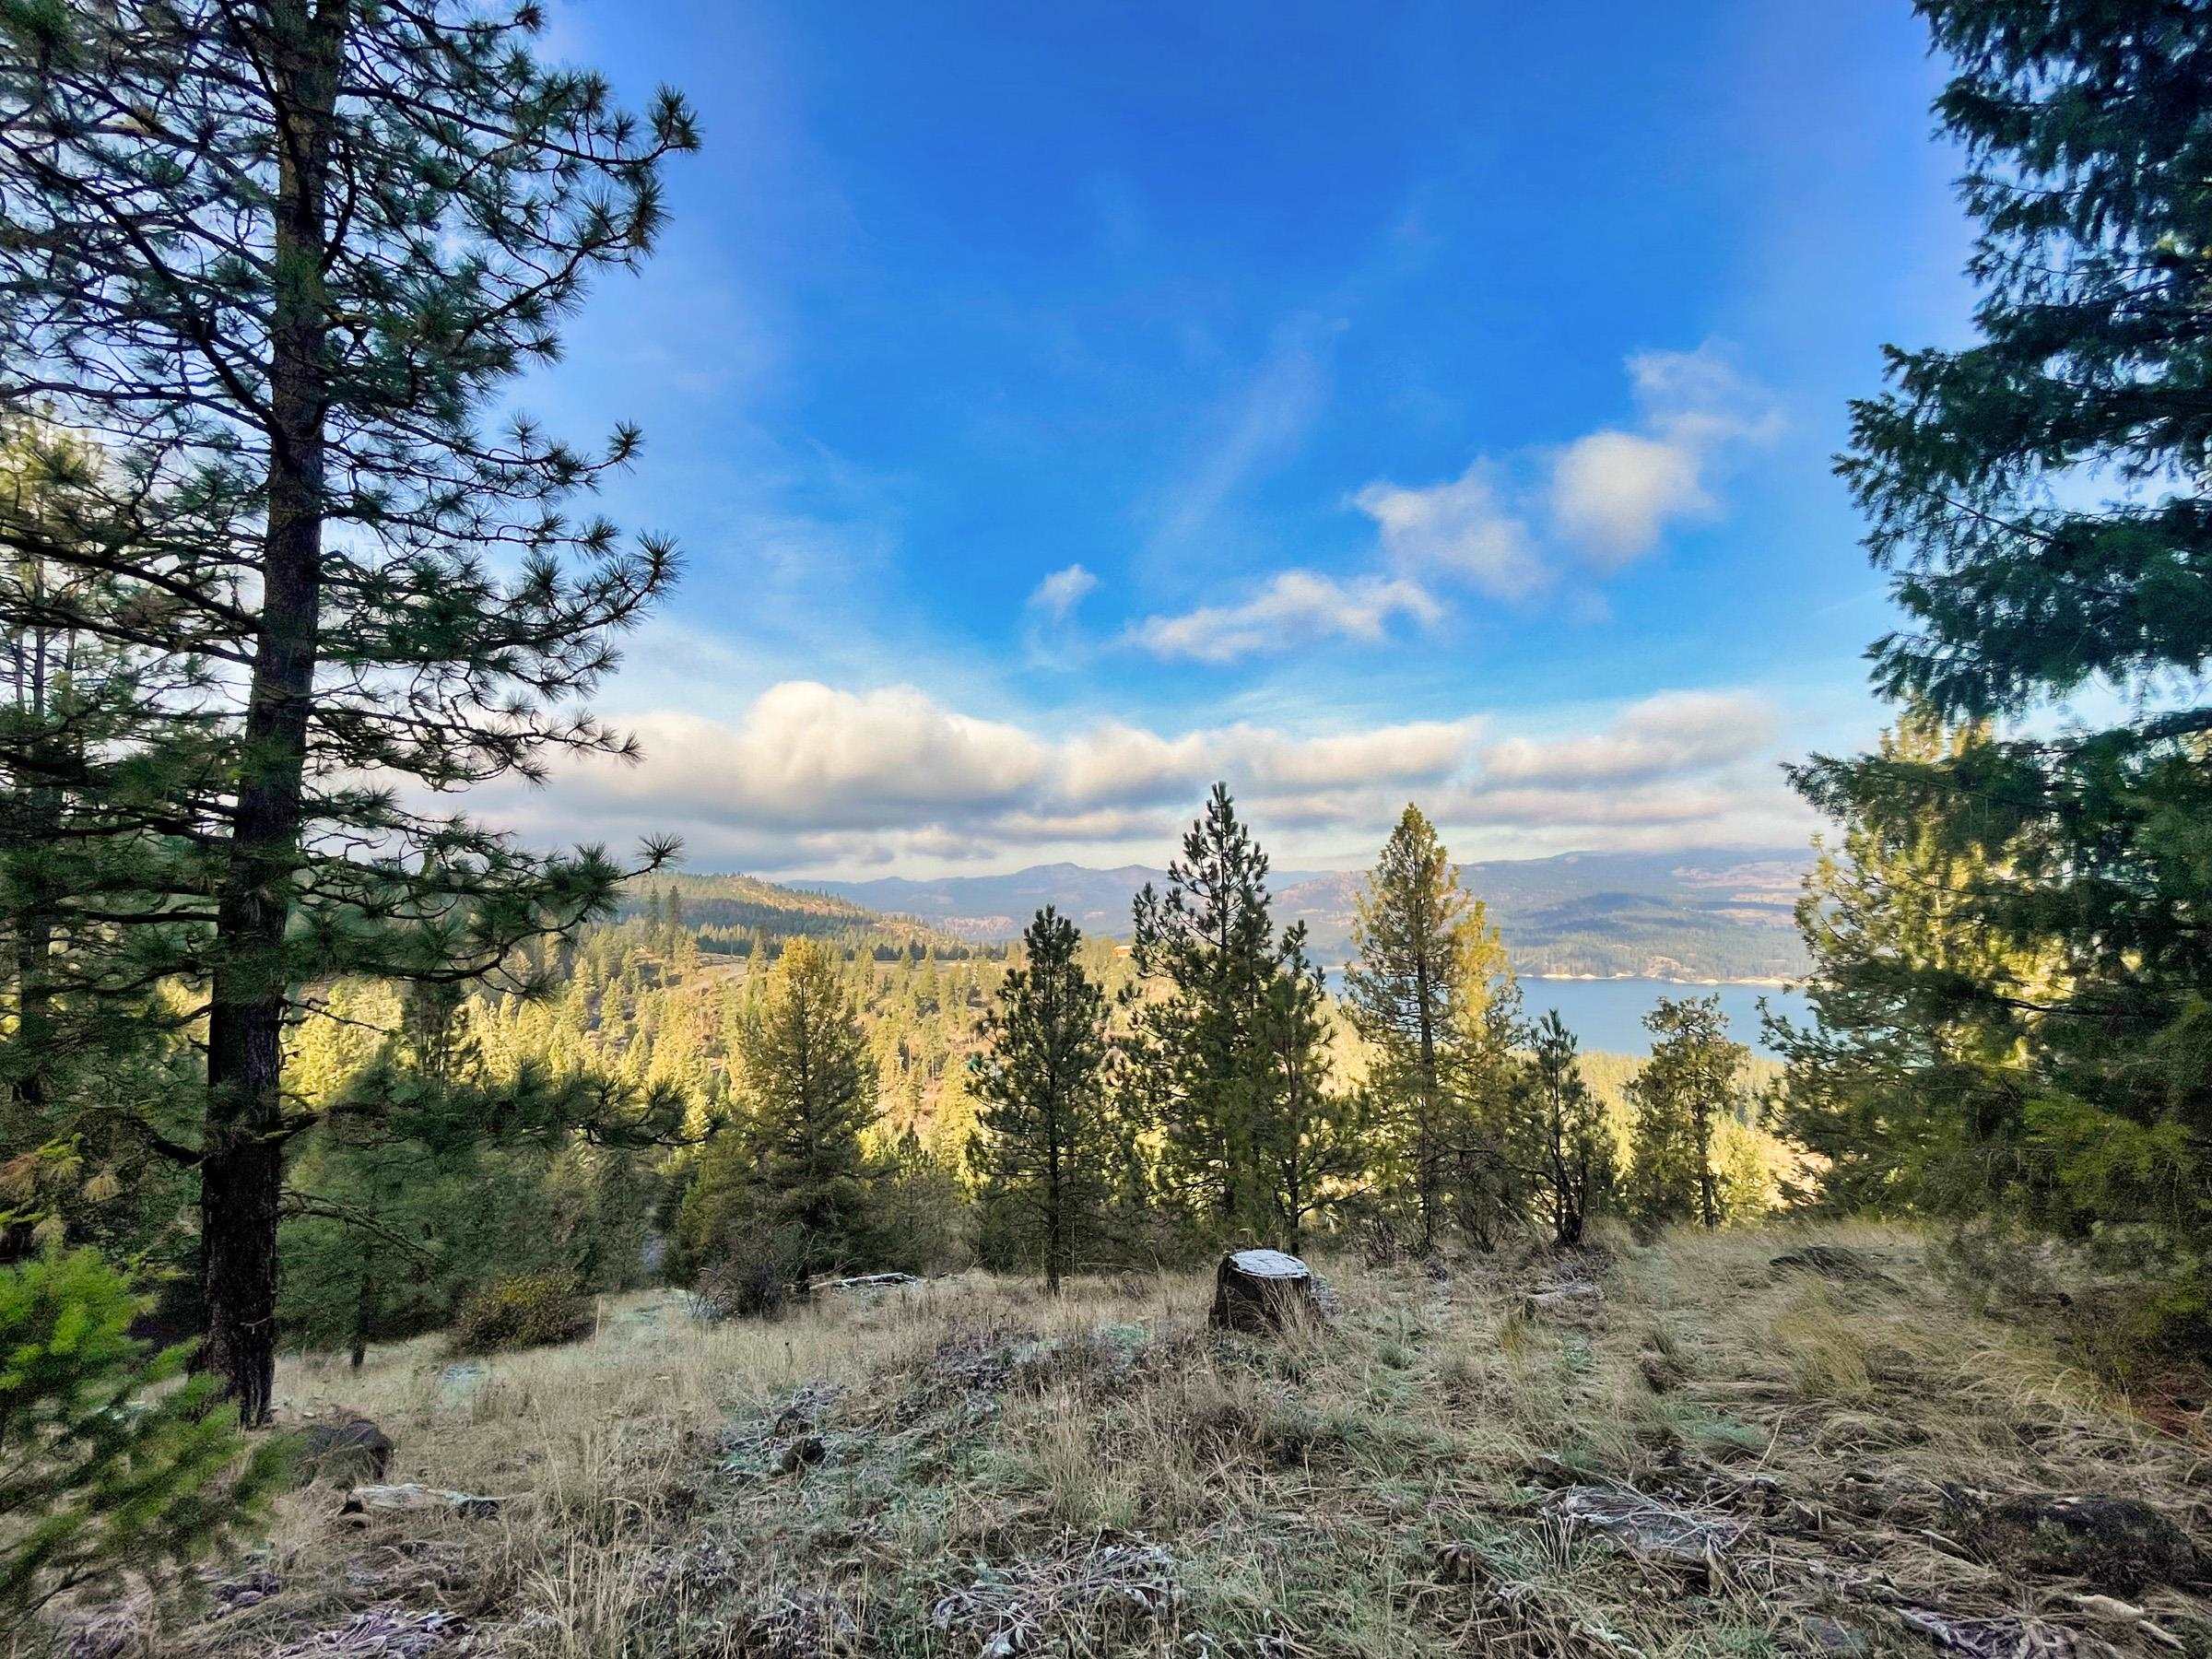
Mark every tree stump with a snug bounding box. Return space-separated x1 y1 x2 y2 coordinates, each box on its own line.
1210 1249 1319 1333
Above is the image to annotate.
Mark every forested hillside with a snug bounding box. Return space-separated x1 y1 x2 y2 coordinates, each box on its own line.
611 871 996 960
263 835 1794 1366
817 847 1809 980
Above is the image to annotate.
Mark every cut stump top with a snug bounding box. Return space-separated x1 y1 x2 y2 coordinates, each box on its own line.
1225 1248 1310 1280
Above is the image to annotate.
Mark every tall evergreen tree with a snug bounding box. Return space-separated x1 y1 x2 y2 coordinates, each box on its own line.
691 939 878 1286
1346 805 1456 1250
1127 784 1281 1238
1345 805 1512 1251
1447 963 1530 1252
968 907 1113 1292
1627 995 1747 1231
0 0 697 1418
1527 1011 1612 1248
0 421 191 1271
1772 717 2058 1215
1252 928 1363 1254
1800 0 2212 1337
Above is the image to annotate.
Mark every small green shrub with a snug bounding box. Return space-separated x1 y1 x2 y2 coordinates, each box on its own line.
0 1250 288 1632
447 1271 591 1354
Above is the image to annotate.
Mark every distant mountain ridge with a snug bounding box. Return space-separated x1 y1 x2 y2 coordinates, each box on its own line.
806 848 1812 982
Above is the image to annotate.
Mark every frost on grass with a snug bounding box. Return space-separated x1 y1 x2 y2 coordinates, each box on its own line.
105 1230 2212 1658
930 1538 1182 1656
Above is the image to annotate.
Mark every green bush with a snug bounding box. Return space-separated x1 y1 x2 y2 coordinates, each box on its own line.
0 1251 288 1632
447 1271 592 1354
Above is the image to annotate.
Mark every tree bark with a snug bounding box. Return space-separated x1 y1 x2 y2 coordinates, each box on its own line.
199 0 344 1425
1694 1098 1718 1230
0 629 55 1268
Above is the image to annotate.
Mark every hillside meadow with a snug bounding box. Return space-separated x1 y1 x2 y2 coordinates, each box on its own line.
52 1222 2208 1658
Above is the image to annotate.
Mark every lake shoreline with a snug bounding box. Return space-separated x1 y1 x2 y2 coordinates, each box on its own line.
1523 972 1798 989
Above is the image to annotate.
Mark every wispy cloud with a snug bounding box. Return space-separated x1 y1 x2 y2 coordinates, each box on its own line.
1142 313 1339 571
1353 460 1544 600
1126 571 1442 664
1547 347 1781 565
1026 563 1099 623
1124 343 1778 664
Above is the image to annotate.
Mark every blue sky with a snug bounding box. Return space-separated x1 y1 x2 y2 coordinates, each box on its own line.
487 0 1975 877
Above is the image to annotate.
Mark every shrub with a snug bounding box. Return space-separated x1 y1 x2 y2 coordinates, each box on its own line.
447 1271 591 1354
0 1251 288 1632
690 1225 809 1322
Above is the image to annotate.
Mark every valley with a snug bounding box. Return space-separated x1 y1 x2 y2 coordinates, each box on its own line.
808 848 1810 983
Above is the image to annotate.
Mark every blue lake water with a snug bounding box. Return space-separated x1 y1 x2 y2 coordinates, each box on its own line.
1513 978 1807 1057
1325 973 1809 1057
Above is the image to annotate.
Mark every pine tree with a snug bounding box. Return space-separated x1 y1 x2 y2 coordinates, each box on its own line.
874 1126 965 1277
1526 1011 1612 1248
0 0 698 1419
0 422 197 1272
698 939 878 1285
1771 716 2057 1215
1802 1 2212 1338
1127 784 1282 1239
1253 929 1364 1254
1 1251 288 1631
1344 805 1513 1251
968 908 1113 1291
1447 961 1529 1251
1627 996 1748 1231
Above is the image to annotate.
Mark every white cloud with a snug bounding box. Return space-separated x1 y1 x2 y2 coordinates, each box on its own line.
1547 347 1781 564
1352 461 1546 600
1059 723 1213 805
1027 563 1099 622
542 682 1046 830
1176 340 1778 659
1477 690 1774 788
1056 714 1478 805
1144 344 1779 663
1241 719 1478 791
475 679 1810 877
1128 571 1442 664
1547 430 1709 561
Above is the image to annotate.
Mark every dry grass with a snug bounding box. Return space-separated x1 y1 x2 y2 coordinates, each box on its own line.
39 1226 2212 1657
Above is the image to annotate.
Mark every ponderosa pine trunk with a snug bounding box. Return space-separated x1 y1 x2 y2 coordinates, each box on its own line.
1694 1101 1719 1231
1413 945 1438 1253
2 628 56 1267
0 834 53 1269
199 0 344 1425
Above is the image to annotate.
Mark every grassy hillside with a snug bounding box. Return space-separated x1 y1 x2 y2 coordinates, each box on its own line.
123 1226 2210 1657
